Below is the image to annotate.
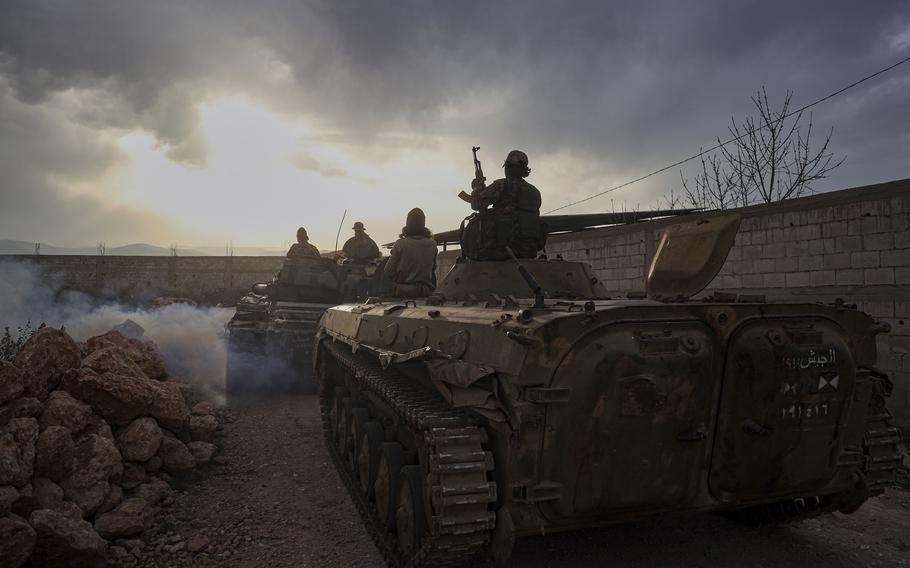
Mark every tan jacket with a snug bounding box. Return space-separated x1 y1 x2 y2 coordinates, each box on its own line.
385 235 437 291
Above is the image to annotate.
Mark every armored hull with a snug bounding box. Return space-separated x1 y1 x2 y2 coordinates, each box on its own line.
226 256 379 395
314 216 902 566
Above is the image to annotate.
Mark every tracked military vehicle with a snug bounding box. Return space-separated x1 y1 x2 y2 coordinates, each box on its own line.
314 213 902 567
225 255 381 395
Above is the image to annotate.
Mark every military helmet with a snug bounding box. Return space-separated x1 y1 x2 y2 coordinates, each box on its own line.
352 221 365 231
504 150 529 167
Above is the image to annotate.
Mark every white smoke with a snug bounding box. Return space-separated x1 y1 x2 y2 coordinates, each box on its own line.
0 258 234 403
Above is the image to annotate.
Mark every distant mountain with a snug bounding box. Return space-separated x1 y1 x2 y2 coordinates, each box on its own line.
0 240 206 256
189 245 287 256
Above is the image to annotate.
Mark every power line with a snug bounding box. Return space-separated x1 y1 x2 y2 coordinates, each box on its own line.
545 54 910 214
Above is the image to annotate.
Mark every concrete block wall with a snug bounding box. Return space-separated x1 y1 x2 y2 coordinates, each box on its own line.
0 255 285 306
545 178 910 429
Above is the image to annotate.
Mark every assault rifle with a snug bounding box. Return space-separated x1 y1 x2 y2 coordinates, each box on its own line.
457 146 484 203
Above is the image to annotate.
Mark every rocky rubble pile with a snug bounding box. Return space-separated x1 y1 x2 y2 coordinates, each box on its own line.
0 327 220 567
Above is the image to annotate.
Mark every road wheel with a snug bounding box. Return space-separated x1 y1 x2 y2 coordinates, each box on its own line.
374 442 403 530
329 387 349 446
339 398 356 455
348 407 370 471
357 421 385 499
396 465 427 556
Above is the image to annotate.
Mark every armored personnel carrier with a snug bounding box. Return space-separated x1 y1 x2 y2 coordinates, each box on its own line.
314 213 903 567
225 255 381 395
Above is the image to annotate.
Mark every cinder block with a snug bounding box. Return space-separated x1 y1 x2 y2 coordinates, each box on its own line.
804 209 821 225
851 251 880 268
835 235 863 252
796 225 821 241
864 267 895 285
861 215 891 234
821 221 849 237
751 231 767 245
847 219 863 236
892 196 908 213
726 246 742 261
785 242 809 257
835 269 863 286
896 301 910 318
775 257 799 272
864 233 893 251
742 274 764 288
808 240 826 255
823 238 836 254
881 250 910 267
763 273 785 287
783 211 802 228
809 270 836 286
786 272 811 287
754 259 776 273
742 245 763 260
822 253 851 270
896 267 910 285
897 231 910 250
732 260 754 274
736 232 752 246
798 256 823 271
762 214 783 229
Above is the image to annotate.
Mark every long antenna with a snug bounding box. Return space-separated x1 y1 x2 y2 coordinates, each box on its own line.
334 209 347 259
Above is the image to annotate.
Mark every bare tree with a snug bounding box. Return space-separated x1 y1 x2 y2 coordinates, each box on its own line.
677 87 844 210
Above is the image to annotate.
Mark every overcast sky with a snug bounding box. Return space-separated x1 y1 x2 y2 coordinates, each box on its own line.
0 0 908 249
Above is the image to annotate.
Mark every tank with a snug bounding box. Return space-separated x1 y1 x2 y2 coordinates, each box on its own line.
313 213 903 566
225 255 381 395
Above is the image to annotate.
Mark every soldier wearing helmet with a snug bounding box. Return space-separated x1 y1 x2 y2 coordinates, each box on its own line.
467 150 543 259
286 227 321 257
342 221 381 262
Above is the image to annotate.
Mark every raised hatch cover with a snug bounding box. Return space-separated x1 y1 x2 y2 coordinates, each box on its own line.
646 213 741 300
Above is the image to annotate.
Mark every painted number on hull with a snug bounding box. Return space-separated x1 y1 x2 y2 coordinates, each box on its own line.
781 403 830 421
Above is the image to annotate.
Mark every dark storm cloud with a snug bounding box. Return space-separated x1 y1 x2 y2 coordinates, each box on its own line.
0 0 907 236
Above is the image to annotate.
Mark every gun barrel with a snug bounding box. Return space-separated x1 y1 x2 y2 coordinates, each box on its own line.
505 246 545 307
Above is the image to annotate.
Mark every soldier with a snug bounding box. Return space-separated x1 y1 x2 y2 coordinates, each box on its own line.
384 208 438 297
469 150 543 259
286 227 321 257
342 221 381 262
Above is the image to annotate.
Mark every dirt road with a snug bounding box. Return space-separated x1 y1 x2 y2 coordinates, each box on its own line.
139 396 910 568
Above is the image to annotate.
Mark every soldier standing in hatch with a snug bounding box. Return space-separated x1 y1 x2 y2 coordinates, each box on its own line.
286 227 321 257
384 208 438 297
470 150 543 259
342 221 381 262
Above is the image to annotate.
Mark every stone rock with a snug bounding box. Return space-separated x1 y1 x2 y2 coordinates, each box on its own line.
33 478 65 510
118 462 147 490
61 369 154 427
35 426 75 482
0 360 25 405
4 397 43 420
0 417 39 487
39 391 92 433
191 401 214 416
115 417 162 462
188 414 217 443
29 509 109 568
144 456 163 473
54 500 85 520
13 327 82 400
61 433 122 517
85 330 167 381
82 347 148 381
0 485 18 516
0 514 36 568
93 497 150 539
133 478 172 506
157 437 195 475
186 442 216 466
81 414 114 442
97 484 123 516
148 381 190 432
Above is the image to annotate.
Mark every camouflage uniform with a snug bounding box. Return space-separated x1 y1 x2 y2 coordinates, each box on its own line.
466 150 544 259
287 227 321 257
287 241 321 257
342 223 381 261
384 209 437 297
